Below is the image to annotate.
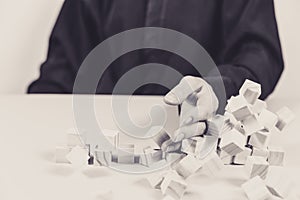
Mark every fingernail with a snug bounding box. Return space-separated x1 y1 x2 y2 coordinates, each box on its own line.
164 92 180 105
174 133 185 143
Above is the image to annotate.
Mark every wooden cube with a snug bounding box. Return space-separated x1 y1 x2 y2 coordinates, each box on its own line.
239 79 262 105
242 115 264 136
117 144 135 164
267 147 285 166
275 107 295 131
181 137 204 155
174 155 202 179
233 147 252 165
160 170 187 200
220 129 245 156
249 130 271 149
252 148 269 160
55 146 71 164
265 169 292 198
245 156 269 179
258 109 278 131
242 176 271 200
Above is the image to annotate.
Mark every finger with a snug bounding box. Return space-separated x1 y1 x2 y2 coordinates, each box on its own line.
164 76 205 105
180 84 218 125
172 122 206 142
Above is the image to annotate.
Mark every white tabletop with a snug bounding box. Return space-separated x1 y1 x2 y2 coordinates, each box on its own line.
0 95 299 200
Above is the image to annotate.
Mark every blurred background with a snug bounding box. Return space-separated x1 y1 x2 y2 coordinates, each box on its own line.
0 0 299 98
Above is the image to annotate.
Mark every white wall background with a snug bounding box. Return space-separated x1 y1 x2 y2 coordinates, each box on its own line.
0 0 299 98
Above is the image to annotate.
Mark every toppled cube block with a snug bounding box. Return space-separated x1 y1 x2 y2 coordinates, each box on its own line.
242 115 264 136
248 130 271 150
233 147 252 165
252 148 269 160
197 135 219 159
239 79 262 105
275 107 295 131
224 111 238 126
181 137 204 155
250 99 267 114
140 147 164 167
147 170 168 189
245 156 269 179
66 146 90 167
258 109 278 131
242 176 272 200
226 96 253 121
200 152 224 176
265 169 292 198
267 147 285 166
94 149 112 166
174 155 202 179
55 146 71 164
219 129 245 156
160 170 187 200
117 144 135 164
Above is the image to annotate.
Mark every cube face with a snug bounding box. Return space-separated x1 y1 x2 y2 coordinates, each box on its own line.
275 107 295 131
220 130 245 156
268 149 284 166
249 131 270 149
55 147 71 164
258 109 278 131
250 99 267 114
242 176 271 200
265 170 292 198
66 146 90 167
245 156 269 179
239 79 262 105
233 147 252 165
242 115 264 136
117 144 135 164
232 106 253 121
175 155 202 179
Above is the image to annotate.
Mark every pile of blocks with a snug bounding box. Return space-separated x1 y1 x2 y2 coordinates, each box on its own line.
55 79 296 200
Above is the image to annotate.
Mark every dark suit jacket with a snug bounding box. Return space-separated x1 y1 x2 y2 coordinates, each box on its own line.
28 0 284 100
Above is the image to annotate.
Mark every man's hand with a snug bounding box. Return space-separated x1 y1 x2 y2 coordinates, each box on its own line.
164 76 219 143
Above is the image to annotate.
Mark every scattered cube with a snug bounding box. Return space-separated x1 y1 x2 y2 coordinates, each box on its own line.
219 129 245 156
219 150 233 165
275 107 295 131
252 148 269 160
94 149 112 166
233 147 252 165
242 176 272 200
267 147 285 166
248 130 271 149
117 144 135 164
239 79 262 105
245 156 269 179
55 146 71 164
174 155 202 179
66 146 90 167
250 99 267 114
242 115 264 136
265 170 292 198
200 152 224 176
102 129 119 148
160 170 187 200
258 109 278 131
226 95 253 121
147 171 168 189
181 137 204 155
140 147 164 167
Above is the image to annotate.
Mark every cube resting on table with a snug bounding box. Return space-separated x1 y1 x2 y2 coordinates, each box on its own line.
242 176 272 200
